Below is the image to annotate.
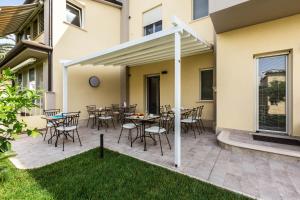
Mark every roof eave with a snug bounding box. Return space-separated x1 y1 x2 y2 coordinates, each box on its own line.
0 40 52 68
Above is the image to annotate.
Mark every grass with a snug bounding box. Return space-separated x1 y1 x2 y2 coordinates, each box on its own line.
0 148 251 200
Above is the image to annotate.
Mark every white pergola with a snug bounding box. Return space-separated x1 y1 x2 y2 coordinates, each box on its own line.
62 16 212 167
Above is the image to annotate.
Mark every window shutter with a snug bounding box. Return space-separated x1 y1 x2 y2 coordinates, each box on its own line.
143 6 162 27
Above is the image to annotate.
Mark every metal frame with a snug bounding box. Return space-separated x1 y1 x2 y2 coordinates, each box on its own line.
61 16 212 167
255 53 289 135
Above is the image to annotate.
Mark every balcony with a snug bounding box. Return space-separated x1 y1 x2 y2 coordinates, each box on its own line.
209 0 300 33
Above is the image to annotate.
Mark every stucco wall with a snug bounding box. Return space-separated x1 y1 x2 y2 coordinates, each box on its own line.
216 14 300 136
129 53 215 124
52 0 121 119
129 0 214 44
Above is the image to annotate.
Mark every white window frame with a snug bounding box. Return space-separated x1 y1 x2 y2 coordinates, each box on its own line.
199 68 214 101
66 1 84 28
143 20 162 36
192 0 209 21
254 52 291 135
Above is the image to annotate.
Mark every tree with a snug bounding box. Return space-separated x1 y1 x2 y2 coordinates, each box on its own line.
0 35 15 61
265 80 286 105
0 69 40 181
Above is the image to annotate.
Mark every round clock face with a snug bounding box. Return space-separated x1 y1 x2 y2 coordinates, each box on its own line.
89 76 100 88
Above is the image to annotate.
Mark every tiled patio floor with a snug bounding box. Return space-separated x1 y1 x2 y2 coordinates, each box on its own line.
10 123 300 200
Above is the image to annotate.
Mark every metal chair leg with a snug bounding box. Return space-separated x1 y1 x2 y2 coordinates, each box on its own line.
191 123 196 139
87 117 90 127
165 133 171 149
158 134 163 156
129 129 132 147
62 132 65 151
44 127 48 141
200 119 205 132
76 129 82 146
118 127 124 143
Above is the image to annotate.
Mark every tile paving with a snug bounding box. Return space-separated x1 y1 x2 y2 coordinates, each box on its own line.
9 123 300 200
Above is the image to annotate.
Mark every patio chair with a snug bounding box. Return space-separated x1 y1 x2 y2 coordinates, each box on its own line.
196 105 205 133
145 115 172 156
165 105 172 112
111 104 120 122
43 109 60 142
86 105 96 128
160 106 165 114
117 117 141 147
181 107 200 138
98 107 115 132
125 104 137 115
55 111 82 151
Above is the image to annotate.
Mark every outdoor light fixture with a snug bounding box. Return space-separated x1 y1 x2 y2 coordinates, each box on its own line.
161 70 168 74
11 58 37 72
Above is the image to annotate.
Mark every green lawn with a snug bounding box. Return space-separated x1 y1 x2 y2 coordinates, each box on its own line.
0 148 251 200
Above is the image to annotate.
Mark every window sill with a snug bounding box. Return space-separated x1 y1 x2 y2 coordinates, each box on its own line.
189 15 209 24
196 100 214 103
63 21 87 32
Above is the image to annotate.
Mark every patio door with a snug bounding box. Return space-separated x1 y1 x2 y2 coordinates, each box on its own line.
256 54 288 134
146 75 160 114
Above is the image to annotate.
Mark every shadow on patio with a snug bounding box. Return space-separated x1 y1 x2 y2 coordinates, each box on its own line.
9 123 300 199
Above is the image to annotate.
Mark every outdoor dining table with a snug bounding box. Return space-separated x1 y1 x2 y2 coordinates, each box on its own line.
126 114 160 151
41 114 65 146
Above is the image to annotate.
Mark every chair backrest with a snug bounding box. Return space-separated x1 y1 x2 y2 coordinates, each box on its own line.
86 105 96 111
197 105 204 118
190 107 198 121
158 113 171 131
165 105 172 112
129 104 137 113
102 107 113 117
160 106 165 114
43 109 60 116
62 111 80 127
111 104 119 111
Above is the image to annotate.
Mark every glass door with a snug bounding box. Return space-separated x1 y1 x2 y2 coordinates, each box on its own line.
146 75 160 115
257 54 288 133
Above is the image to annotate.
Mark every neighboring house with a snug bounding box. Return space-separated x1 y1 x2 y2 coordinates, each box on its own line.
0 0 299 141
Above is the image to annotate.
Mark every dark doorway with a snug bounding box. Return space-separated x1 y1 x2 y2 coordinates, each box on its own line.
147 75 160 114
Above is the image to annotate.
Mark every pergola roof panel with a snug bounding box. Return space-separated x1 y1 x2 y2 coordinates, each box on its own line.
0 3 40 36
65 20 213 68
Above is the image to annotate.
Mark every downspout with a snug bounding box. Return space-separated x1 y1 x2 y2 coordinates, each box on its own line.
47 0 53 92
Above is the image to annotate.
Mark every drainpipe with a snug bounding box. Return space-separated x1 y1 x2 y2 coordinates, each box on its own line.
47 0 53 92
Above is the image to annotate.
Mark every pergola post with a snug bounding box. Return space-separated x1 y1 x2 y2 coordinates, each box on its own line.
174 31 181 167
61 60 70 113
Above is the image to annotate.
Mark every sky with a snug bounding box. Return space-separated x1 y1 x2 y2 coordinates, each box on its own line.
0 0 25 6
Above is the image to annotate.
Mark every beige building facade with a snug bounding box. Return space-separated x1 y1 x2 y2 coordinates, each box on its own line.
1 0 300 137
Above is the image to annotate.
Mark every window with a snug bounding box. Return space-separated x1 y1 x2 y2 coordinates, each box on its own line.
66 2 82 27
32 19 38 39
28 68 36 90
17 73 23 87
200 69 213 100
143 5 162 36
193 0 208 20
144 20 162 36
26 27 31 40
